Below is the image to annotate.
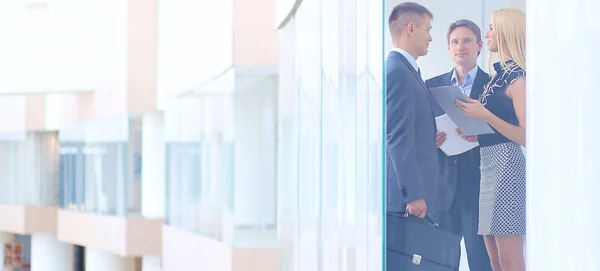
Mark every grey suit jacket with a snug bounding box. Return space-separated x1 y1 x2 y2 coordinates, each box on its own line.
386 51 439 213
425 67 489 212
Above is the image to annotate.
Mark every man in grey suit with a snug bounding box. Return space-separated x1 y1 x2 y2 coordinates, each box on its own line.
386 2 438 219
426 20 492 271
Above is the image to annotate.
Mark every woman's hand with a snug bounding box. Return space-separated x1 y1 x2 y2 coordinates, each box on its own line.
455 97 491 121
456 128 477 143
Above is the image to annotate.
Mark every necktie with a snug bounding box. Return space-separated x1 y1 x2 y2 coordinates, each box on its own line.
417 69 422 79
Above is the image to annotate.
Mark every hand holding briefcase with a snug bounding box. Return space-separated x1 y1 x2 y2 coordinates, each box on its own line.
386 212 461 270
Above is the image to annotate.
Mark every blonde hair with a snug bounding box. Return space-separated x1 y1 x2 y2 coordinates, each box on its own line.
488 8 526 73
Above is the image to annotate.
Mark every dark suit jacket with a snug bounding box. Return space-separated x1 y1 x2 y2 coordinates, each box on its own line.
386 51 439 213
425 67 489 212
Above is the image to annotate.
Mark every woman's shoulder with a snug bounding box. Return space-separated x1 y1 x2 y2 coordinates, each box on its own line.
493 60 526 88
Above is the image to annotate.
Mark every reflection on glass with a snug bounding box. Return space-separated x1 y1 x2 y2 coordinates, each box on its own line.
276 0 384 269
0 131 59 206
165 67 278 248
59 116 141 217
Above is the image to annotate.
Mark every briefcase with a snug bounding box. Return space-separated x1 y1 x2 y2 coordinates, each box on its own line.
386 213 461 270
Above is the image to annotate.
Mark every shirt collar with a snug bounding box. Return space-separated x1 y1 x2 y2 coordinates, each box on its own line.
451 65 479 84
392 47 419 72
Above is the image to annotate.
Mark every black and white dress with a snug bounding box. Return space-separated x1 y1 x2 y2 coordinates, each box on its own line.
477 60 527 236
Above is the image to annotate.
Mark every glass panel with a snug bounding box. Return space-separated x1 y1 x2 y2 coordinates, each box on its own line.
355 0 370 268
277 0 384 269
164 67 277 248
165 94 235 237
59 116 140 217
277 16 300 271
231 72 278 248
367 0 384 269
320 0 340 268
340 0 359 268
295 0 322 269
0 131 59 206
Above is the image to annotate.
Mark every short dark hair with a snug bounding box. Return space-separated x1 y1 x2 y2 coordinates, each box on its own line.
446 19 482 44
388 2 433 35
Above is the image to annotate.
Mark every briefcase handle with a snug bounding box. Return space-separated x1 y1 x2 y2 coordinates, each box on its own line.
403 212 440 228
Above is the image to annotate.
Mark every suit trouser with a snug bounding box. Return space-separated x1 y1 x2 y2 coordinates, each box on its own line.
437 199 493 271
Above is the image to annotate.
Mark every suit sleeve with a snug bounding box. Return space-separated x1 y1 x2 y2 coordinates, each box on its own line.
386 69 426 203
426 78 451 176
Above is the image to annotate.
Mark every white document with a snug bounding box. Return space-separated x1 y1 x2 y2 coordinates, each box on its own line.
435 114 479 156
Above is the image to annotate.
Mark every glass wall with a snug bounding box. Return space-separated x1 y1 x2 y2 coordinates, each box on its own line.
59 116 142 217
164 68 278 248
277 0 384 269
164 91 235 240
0 131 59 206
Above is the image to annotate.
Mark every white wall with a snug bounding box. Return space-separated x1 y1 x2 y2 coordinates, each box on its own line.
44 94 80 131
0 97 26 133
85 247 135 271
0 1 96 94
141 113 166 219
276 0 297 27
510 0 526 12
142 256 162 271
31 234 74 271
156 0 234 108
91 0 128 117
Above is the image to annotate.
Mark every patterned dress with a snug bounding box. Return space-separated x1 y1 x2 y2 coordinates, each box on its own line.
477 60 527 235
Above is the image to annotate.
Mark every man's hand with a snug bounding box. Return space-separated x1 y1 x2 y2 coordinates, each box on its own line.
456 128 477 142
436 131 446 148
406 199 427 218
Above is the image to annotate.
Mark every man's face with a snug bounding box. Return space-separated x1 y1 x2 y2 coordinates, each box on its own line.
411 16 433 56
448 26 481 66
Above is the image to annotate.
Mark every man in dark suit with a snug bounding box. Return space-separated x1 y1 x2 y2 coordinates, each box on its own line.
386 1 438 220
425 19 493 271
386 2 444 268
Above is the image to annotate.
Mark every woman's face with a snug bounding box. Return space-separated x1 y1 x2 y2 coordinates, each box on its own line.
485 23 498 52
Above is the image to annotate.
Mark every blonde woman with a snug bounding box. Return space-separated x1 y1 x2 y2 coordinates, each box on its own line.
454 8 526 271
